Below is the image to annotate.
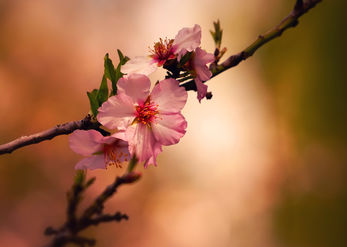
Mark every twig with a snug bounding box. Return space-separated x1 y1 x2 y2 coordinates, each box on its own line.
0 115 107 155
80 212 129 229
80 171 140 221
0 0 322 156
181 0 322 91
45 170 141 247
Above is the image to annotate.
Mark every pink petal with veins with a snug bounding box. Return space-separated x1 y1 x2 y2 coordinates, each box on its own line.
125 124 161 166
121 56 157 76
150 78 188 114
75 155 106 170
192 48 215 102
173 24 201 60
69 130 104 156
97 94 135 130
152 113 187 146
194 77 208 102
117 73 151 104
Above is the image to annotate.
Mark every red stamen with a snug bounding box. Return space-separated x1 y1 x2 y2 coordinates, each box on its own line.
150 38 175 66
104 144 123 168
135 100 159 126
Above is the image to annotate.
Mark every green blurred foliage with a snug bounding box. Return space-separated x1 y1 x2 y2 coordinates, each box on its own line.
261 0 346 145
260 1 347 246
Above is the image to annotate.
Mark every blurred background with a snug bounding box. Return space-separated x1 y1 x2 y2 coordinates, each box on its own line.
0 0 346 246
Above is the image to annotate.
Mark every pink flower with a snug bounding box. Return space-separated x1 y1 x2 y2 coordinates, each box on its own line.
69 130 130 170
150 38 176 66
121 25 201 76
191 47 215 102
97 74 188 167
172 24 201 60
118 56 157 76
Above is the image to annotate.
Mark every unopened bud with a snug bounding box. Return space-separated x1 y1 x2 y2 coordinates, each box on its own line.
206 92 213 100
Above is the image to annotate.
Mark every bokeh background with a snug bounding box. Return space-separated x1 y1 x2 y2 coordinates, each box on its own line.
0 0 346 246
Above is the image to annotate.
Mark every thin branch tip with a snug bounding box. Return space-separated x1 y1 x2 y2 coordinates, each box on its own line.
0 115 104 155
181 0 322 91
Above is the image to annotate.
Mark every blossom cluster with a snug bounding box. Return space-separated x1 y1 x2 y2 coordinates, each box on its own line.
69 25 215 170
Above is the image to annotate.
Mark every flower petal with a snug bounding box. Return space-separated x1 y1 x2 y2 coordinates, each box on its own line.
100 135 118 145
194 77 208 102
97 94 135 130
75 155 106 170
117 73 151 104
116 143 131 163
144 142 162 168
121 56 157 76
173 24 201 60
150 78 188 114
193 47 214 81
125 124 162 166
152 113 187 146
69 130 104 156
112 131 127 141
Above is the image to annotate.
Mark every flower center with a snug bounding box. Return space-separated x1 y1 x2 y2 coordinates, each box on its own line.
103 144 128 168
150 38 175 66
135 99 159 126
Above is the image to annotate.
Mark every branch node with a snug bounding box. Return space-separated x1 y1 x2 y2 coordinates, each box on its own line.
294 0 304 11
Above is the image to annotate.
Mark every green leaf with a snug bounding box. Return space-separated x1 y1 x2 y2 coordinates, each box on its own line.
74 170 86 185
104 51 129 96
179 51 192 65
210 20 223 49
87 89 99 116
117 49 125 63
97 75 108 105
104 53 117 93
117 49 130 65
104 51 130 96
111 50 130 96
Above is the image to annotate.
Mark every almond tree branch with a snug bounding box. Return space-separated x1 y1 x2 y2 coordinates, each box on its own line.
0 0 321 156
45 169 141 247
181 0 322 91
0 115 107 155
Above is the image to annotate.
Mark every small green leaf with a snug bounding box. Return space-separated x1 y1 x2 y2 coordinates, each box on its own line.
104 51 130 96
117 49 125 63
74 170 86 185
87 89 99 116
97 75 108 105
117 49 130 65
179 51 192 65
210 20 223 49
104 53 117 93
111 49 130 96
127 155 139 173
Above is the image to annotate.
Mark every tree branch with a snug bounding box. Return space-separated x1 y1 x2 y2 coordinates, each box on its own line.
0 0 322 156
45 170 141 247
0 115 107 155
181 0 322 91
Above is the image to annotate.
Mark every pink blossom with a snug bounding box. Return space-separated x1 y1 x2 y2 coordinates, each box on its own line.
69 130 130 170
172 24 201 60
191 47 215 102
119 56 157 76
150 38 176 66
97 74 188 167
121 25 202 76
